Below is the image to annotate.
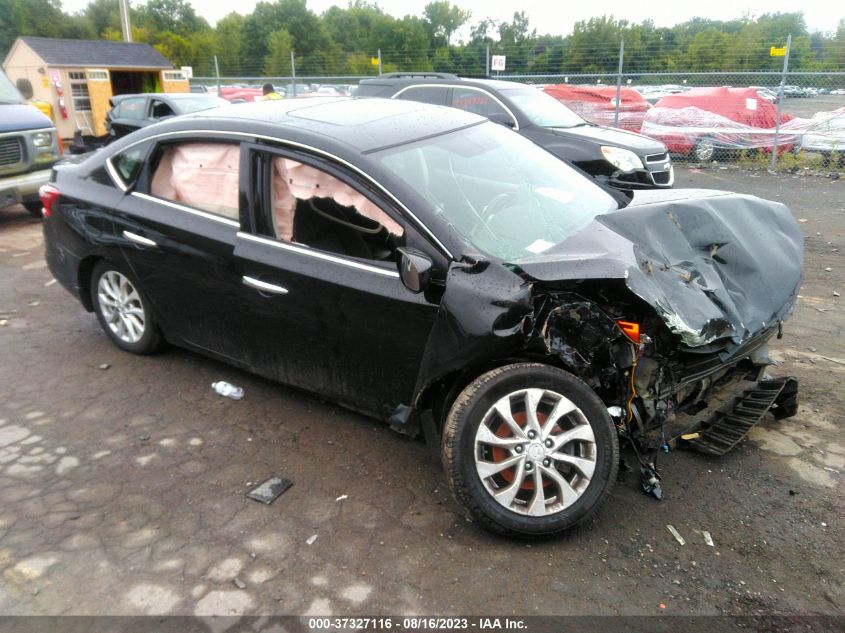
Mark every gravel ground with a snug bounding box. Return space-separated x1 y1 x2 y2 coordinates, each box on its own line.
0 166 842 620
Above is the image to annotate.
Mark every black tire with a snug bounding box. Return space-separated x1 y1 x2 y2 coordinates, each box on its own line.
22 201 43 218
441 363 619 538
90 260 163 354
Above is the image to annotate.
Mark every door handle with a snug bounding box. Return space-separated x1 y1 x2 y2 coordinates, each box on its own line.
122 230 157 248
242 275 289 295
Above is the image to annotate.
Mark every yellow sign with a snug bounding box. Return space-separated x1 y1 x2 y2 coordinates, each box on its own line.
770 46 787 57
371 56 379 66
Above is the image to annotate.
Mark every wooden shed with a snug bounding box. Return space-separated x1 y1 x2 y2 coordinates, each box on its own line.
3 37 189 140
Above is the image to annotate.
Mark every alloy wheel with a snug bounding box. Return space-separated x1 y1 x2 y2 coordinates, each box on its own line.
97 270 146 344
474 388 597 516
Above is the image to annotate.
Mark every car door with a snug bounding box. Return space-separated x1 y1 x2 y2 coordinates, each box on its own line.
448 87 519 128
392 85 450 106
148 98 176 125
232 143 444 418
109 96 147 138
108 137 251 365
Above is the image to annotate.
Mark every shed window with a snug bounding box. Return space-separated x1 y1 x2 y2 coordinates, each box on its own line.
68 71 91 112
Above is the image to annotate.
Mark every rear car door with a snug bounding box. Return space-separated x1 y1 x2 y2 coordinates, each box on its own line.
109 96 147 138
232 143 444 418
449 87 519 128
392 85 450 106
108 136 250 365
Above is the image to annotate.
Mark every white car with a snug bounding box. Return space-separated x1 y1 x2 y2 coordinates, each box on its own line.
797 108 845 167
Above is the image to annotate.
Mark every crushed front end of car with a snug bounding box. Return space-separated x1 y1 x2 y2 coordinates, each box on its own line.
514 189 803 498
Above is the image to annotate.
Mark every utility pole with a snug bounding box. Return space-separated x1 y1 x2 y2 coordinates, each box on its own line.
378 48 382 77
614 37 624 128
486 45 490 77
119 0 132 43
291 51 296 94
770 34 792 173
214 55 221 96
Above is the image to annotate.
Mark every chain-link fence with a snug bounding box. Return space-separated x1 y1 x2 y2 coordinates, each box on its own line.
191 36 845 173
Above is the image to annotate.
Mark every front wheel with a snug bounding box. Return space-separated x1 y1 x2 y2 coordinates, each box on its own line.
441 363 619 537
90 261 163 354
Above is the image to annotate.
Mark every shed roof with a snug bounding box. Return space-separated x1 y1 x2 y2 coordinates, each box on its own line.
18 36 172 69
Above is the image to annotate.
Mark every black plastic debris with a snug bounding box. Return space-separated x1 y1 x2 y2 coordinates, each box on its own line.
246 477 293 505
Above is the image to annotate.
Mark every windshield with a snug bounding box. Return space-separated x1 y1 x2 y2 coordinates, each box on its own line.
0 70 24 104
499 86 585 128
376 122 617 262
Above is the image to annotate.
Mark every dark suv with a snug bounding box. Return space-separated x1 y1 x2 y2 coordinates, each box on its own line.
357 73 673 190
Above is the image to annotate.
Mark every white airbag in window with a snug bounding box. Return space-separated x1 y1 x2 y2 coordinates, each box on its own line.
272 157 404 239
151 143 240 220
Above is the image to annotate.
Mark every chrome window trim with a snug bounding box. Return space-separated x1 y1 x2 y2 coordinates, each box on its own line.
106 129 454 260
237 231 400 279
105 157 128 192
132 191 241 228
392 84 520 131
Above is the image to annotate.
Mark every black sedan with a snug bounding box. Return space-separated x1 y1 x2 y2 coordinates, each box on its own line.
42 98 802 537
106 93 229 139
356 74 674 191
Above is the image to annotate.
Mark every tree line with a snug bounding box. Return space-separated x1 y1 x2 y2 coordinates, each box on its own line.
2 0 844 77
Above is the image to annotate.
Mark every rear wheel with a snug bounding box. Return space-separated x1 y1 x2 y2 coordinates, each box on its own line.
441 363 619 537
90 261 163 354
692 138 716 162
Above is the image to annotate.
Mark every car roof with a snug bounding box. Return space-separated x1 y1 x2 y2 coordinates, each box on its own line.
112 93 221 101
187 97 487 153
361 75 528 92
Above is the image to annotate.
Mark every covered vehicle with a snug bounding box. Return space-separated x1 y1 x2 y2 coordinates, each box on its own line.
42 98 801 537
0 69 61 216
543 84 651 133
641 87 795 161
107 93 229 139
784 107 845 168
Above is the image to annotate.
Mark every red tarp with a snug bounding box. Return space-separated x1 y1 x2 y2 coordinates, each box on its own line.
543 84 651 132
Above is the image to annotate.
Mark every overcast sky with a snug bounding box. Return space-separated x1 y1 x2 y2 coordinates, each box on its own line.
60 0 841 35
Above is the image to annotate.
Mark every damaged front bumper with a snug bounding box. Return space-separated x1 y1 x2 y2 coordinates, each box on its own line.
681 376 798 455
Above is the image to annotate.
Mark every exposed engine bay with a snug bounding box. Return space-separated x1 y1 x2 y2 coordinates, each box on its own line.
534 288 798 498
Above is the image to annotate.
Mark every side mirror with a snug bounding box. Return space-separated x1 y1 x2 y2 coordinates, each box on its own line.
16 78 34 100
396 247 433 294
489 111 515 128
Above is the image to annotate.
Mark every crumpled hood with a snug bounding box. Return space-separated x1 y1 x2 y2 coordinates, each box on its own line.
516 190 804 348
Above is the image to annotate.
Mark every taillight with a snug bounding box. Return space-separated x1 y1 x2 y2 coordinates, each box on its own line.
38 184 60 218
616 320 641 345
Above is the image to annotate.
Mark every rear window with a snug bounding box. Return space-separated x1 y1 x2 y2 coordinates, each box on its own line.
149 142 240 221
116 97 147 120
111 144 148 187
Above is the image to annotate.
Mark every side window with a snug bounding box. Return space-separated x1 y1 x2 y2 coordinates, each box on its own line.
112 144 148 188
451 88 510 120
395 86 448 106
268 155 404 262
150 100 175 119
118 97 147 120
150 142 240 221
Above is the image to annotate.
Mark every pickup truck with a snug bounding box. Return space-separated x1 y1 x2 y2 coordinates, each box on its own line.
0 69 61 216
